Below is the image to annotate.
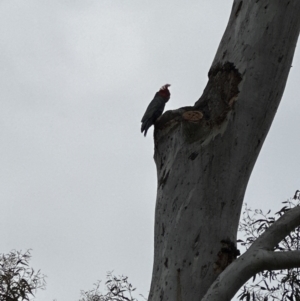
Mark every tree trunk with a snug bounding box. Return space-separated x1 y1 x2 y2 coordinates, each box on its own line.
148 1 300 300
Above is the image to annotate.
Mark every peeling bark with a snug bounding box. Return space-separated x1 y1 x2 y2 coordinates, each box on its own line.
149 0 300 300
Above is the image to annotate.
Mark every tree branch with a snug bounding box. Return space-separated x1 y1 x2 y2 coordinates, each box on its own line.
261 250 300 270
202 206 300 301
201 250 261 301
252 206 300 250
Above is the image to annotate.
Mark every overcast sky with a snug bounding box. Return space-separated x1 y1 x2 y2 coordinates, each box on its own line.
0 1 299 300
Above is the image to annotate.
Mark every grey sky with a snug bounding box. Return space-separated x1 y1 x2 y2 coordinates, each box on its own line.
0 1 299 300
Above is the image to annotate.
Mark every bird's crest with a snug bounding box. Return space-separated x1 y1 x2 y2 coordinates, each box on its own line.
160 84 171 91
158 84 171 100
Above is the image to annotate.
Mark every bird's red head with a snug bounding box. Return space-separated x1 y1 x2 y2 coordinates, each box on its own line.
158 84 171 101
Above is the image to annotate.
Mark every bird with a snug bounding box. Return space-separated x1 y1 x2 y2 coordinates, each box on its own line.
141 84 171 136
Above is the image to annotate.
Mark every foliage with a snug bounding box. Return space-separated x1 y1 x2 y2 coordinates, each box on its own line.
3 191 300 301
79 272 146 301
0 250 144 301
237 190 300 301
0 250 46 301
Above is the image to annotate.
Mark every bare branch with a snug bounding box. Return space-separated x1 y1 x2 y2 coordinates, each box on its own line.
201 249 262 301
261 250 300 271
252 206 300 251
202 206 300 301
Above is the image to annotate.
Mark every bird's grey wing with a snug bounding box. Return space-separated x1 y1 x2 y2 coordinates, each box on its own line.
141 97 165 122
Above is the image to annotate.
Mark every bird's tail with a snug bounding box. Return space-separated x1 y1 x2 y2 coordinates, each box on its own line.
141 120 150 137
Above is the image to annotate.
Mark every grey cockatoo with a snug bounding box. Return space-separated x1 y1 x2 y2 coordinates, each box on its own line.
141 84 171 136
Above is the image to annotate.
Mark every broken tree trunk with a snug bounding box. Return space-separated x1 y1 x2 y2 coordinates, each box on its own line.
148 1 300 300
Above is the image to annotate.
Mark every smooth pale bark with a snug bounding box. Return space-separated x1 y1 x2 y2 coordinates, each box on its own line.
148 1 300 301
